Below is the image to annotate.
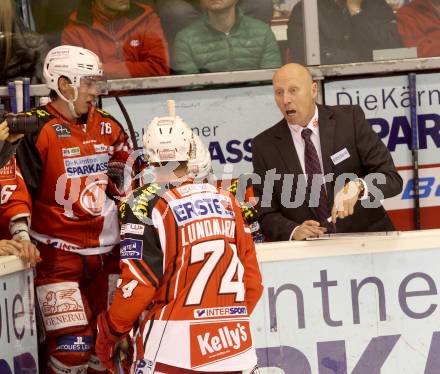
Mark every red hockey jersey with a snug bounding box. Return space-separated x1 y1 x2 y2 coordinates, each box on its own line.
108 181 263 371
0 157 31 239
16 104 132 254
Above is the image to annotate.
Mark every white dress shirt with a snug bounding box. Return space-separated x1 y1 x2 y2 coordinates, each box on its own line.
287 106 325 176
286 106 367 240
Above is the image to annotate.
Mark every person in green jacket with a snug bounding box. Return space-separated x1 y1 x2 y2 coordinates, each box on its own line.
172 0 282 74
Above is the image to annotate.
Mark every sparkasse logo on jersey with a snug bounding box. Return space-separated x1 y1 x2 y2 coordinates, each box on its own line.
64 154 109 178
190 320 252 368
194 306 248 319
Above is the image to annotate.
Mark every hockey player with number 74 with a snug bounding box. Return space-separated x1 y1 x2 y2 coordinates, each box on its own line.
95 102 263 374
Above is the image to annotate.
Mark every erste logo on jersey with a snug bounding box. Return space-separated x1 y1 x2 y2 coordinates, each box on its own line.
190 320 252 368
64 154 109 178
169 193 235 225
120 238 143 260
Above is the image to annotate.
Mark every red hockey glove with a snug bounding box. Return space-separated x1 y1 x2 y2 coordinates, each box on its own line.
96 313 121 370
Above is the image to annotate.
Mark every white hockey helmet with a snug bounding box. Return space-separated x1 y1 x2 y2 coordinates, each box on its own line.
188 133 212 180
143 115 194 163
43 45 104 106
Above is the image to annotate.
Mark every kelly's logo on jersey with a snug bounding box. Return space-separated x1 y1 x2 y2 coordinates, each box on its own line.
169 194 235 225
194 306 248 319
64 154 109 179
120 239 143 260
190 320 252 368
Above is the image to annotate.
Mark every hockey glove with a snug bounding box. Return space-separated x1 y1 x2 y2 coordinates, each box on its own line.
96 312 121 370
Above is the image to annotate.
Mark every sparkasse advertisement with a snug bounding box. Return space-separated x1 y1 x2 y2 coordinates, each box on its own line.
325 73 440 230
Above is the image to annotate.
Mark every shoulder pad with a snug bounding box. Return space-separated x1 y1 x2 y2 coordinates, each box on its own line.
95 107 125 130
30 107 55 125
125 183 164 223
95 107 120 122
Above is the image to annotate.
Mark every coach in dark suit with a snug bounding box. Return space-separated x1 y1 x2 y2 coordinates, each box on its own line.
252 63 403 241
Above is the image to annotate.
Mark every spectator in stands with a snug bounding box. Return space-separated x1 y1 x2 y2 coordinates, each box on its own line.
156 0 274 45
62 0 169 79
287 0 401 65
396 0 440 57
172 0 281 74
31 0 80 48
0 0 48 85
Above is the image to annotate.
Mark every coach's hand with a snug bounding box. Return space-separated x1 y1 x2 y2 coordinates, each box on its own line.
292 220 327 241
331 180 363 224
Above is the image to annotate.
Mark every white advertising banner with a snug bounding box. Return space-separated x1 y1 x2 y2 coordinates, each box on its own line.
252 231 440 374
324 73 440 215
102 85 281 177
0 267 38 373
324 73 440 168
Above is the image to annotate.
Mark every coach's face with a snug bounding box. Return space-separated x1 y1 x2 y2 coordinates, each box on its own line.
273 64 317 126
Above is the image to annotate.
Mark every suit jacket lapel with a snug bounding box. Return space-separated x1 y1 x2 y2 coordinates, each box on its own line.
318 105 336 206
273 119 302 175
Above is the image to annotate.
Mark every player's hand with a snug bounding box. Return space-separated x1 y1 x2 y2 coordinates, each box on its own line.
0 120 24 143
7 133 24 143
17 240 40 267
96 313 121 370
331 181 362 224
0 239 22 256
0 121 9 141
292 220 327 241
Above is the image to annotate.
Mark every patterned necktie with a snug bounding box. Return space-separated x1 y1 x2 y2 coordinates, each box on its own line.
301 128 334 232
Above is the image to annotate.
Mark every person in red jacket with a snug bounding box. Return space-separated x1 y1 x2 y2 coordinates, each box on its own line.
62 0 169 79
16 45 133 374
397 0 440 58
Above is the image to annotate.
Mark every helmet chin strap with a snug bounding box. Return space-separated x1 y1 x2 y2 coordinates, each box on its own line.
56 85 81 118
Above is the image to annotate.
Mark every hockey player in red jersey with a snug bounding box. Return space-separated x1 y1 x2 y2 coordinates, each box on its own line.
95 102 263 373
15 45 133 374
186 134 264 243
0 155 39 264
